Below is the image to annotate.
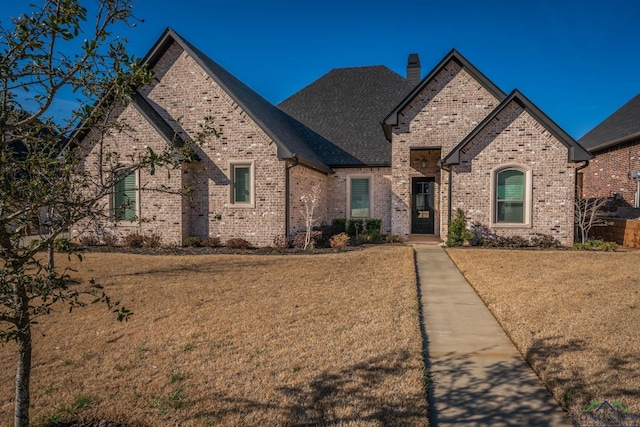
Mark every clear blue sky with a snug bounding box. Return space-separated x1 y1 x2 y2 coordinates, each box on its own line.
4 0 640 139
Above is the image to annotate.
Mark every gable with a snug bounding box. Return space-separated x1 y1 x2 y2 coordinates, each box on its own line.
142 28 332 174
387 57 503 156
443 90 591 165
383 49 506 142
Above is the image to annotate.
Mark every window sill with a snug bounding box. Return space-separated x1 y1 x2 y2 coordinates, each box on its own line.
491 222 532 229
228 203 255 209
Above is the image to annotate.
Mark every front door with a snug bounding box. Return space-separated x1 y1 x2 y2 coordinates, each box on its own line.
412 177 435 234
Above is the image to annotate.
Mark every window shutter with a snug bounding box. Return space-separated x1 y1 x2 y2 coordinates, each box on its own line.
114 170 136 221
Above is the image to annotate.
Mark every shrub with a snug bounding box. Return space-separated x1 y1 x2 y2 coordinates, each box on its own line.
315 223 343 247
572 239 617 252
78 234 99 247
358 230 385 244
124 232 144 248
102 233 119 247
292 230 321 249
201 236 221 248
273 235 289 252
331 218 346 233
530 234 561 248
347 219 365 236
329 232 350 249
183 236 203 247
365 218 382 233
225 238 252 250
386 234 404 243
446 209 473 247
478 235 529 248
143 232 162 248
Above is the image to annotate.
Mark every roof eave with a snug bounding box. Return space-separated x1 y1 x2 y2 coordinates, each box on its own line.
586 131 640 153
443 89 592 165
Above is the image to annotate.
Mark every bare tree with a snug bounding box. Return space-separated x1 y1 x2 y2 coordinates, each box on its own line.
575 189 610 244
300 183 322 250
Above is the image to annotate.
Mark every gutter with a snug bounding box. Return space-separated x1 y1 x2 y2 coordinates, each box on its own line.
285 155 300 239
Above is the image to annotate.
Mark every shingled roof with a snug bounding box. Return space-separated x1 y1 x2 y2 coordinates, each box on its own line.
278 66 416 167
578 93 640 152
142 28 333 174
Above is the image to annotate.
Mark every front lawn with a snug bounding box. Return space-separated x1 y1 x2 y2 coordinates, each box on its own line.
447 248 640 414
0 246 427 426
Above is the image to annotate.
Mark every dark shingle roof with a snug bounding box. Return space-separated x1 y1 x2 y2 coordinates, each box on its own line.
443 89 591 165
278 66 416 167
130 90 186 148
578 93 640 152
143 28 332 174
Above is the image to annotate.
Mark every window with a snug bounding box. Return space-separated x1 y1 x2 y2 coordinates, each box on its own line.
349 177 371 218
230 162 254 206
492 166 531 227
113 169 137 221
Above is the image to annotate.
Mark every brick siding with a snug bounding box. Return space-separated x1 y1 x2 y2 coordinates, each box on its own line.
581 137 640 208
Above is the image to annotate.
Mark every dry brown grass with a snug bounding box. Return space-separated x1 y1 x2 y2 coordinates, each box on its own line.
0 246 427 426
446 248 640 413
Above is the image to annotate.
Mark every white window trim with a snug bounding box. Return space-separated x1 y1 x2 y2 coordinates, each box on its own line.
490 164 532 228
347 174 374 219
111 168 140 225
229 161 255 208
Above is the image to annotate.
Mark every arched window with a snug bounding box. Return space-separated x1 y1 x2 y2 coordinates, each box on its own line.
495 168 525 223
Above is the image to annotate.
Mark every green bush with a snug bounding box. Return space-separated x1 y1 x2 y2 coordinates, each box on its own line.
331 218 346 233
347 219 364 236
572 239 617 252
365 218 382 233
358 230 385 244
446 209 473 247
183 236 203 247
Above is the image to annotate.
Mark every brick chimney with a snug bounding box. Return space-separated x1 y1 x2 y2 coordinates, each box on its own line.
406 53 421 85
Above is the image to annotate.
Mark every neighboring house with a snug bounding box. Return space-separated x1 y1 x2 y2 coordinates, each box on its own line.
72 28 591 247
578 94 640 208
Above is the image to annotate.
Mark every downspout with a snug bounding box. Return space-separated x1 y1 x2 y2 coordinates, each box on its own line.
575 160 589 198
285 155 299 240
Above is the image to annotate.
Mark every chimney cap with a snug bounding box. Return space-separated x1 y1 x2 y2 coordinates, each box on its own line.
407 53 420 68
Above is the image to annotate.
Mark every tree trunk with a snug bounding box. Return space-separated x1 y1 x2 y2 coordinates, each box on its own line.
14 286 32 427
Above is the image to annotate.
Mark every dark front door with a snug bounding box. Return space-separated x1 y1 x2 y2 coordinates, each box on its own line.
412 177 435 234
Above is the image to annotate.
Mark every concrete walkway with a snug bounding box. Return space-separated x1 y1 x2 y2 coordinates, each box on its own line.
413 243 569 427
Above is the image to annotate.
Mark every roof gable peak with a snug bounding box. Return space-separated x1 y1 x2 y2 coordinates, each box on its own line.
382 48 507 140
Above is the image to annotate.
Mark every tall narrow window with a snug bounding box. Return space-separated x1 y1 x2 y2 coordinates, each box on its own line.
496 169 524 223
231 162 254 206
114 169 137 221
350 177 370 218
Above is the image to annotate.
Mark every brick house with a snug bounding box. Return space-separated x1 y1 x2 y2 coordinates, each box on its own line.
73 28 590 247
578 94 640 208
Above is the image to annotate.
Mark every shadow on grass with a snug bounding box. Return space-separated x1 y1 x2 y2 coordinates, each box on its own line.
526 336 640 410
184 351 428 426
